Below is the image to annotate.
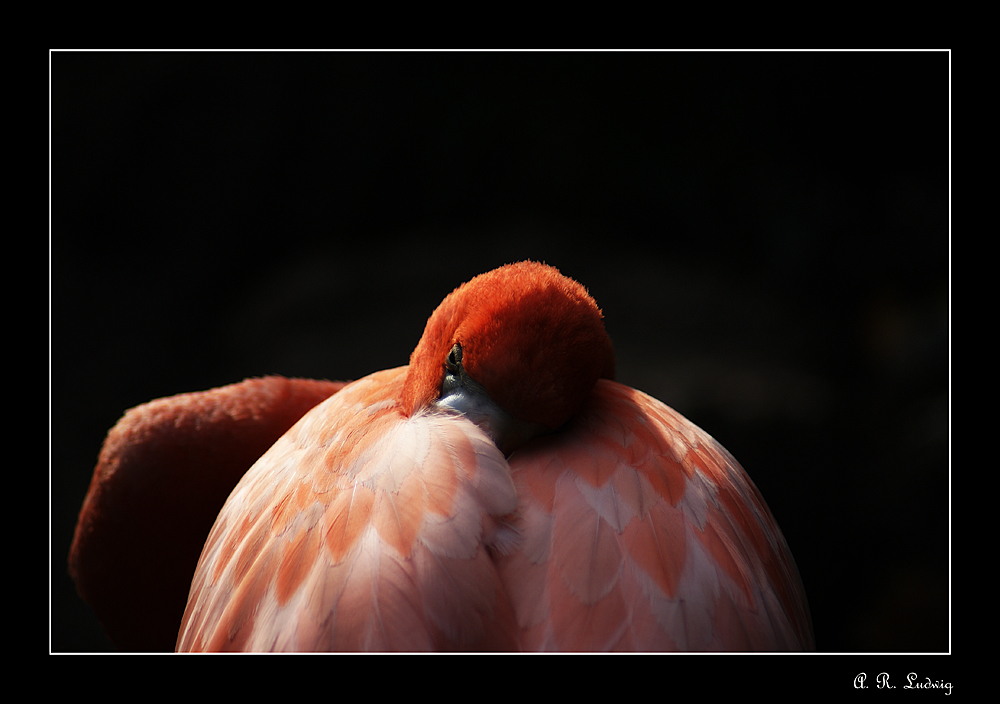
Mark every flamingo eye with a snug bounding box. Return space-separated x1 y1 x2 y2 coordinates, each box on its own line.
445 343 463 374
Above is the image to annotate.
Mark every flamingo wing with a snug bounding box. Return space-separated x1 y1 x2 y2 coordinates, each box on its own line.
176 368 521 652
498 379 813 651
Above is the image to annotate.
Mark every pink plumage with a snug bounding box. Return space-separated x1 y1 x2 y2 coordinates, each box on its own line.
74 261 813 651
178 368 521 651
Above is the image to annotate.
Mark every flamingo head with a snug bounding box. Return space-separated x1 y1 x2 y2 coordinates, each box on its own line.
401 261 615 454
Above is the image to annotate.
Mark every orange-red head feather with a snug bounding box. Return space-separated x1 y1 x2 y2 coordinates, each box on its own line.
401 261 615 430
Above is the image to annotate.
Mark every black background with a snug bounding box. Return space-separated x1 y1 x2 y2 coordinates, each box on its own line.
51 51 949 655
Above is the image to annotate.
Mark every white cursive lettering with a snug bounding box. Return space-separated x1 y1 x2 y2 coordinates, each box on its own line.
905 673 953 695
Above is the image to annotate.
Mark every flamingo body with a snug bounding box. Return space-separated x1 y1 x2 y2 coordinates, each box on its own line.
74 262 813 651
177 368 811 651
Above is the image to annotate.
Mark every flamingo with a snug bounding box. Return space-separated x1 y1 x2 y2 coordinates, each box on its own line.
72 261 813 651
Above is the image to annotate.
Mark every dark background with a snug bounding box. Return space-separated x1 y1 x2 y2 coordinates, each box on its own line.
51 51 949 654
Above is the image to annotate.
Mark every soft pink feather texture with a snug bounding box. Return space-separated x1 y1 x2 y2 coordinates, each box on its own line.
497 380 813 650
177 368 520 651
